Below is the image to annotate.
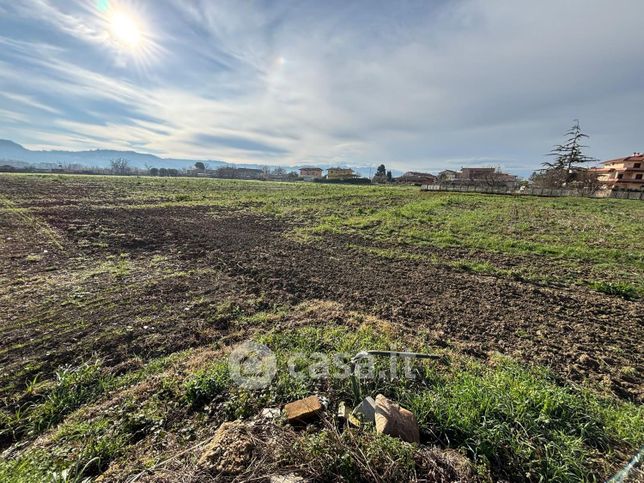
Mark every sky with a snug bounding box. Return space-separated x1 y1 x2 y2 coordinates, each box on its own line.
1 0 643 175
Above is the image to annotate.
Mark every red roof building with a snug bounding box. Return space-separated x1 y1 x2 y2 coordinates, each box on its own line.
591 153 644 191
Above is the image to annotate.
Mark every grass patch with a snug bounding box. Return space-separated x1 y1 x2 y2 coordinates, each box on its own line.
176 324 643 481
295 429 420 481
1 322 641 481
401 357 643 481
590 281 640 300
184 360 230 408
0 360 110 442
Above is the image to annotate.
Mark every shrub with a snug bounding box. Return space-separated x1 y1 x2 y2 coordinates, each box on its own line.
184 361 230 408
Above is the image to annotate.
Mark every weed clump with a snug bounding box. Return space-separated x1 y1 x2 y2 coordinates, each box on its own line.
0 360 110 444
184 361 230 408
591 281 639 300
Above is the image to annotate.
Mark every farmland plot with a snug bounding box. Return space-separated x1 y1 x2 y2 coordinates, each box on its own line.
0 174 642 482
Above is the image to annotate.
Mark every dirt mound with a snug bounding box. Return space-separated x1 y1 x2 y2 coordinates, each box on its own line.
197 421 255 475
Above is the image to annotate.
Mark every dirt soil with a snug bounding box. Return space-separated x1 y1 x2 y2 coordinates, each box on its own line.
1 194 642 405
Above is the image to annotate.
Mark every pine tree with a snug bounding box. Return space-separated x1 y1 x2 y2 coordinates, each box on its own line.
543 120 596 171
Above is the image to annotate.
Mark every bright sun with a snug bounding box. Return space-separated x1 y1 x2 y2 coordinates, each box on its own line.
110 11 142 49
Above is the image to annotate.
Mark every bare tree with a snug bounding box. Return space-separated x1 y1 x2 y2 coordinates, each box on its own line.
483 170 506 188
110 158 130 175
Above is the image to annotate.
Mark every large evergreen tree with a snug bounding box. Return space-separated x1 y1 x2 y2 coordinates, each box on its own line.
539 120 597 188
543 120 596 171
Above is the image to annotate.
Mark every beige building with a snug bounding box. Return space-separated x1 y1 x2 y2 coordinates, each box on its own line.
437 170 458 182
592 153 644 191
299 167 323 180
459 167 496 180
326 167 355 180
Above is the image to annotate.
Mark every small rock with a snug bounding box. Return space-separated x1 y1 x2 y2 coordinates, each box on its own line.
284 395 323 423
337 401 350 419
352 396 376 423
270 474 307 483
261 407 281 419
578 353 599 369
374 394 420 444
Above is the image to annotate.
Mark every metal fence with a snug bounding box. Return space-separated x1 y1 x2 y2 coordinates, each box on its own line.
420 184 644 200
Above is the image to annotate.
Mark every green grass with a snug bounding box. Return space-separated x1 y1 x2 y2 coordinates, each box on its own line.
6 173 640 295
294 429 419 481
0 353 183 482
175 323 642 481
0 360 110 442
402 358 642 481
0 320 641 481
308 194 643 292
590 281 639 300
184 360 230 408
1 174 642 481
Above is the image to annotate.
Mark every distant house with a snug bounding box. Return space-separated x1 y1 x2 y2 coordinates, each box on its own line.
458 167 496 180
437 170 458 182
299 167 323 181
396 171 437 185
437 167 518 188
326 168 356 180
591 153 644 192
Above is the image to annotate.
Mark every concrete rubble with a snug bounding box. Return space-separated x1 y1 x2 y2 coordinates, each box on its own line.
261 407 281 419
352 396 376 423
269 474 308 483
374 394 420 443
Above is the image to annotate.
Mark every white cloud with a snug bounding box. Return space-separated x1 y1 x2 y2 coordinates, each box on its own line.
1 0 643 174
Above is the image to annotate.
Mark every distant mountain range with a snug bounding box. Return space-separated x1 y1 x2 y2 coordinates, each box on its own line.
0 139 403 178
0 139 226 171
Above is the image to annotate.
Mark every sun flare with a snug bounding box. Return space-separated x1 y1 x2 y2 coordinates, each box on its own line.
110 11 142 49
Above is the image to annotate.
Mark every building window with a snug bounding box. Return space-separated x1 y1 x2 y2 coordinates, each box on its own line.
636 174 643 180
617 174 623 179
634 163 641 168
